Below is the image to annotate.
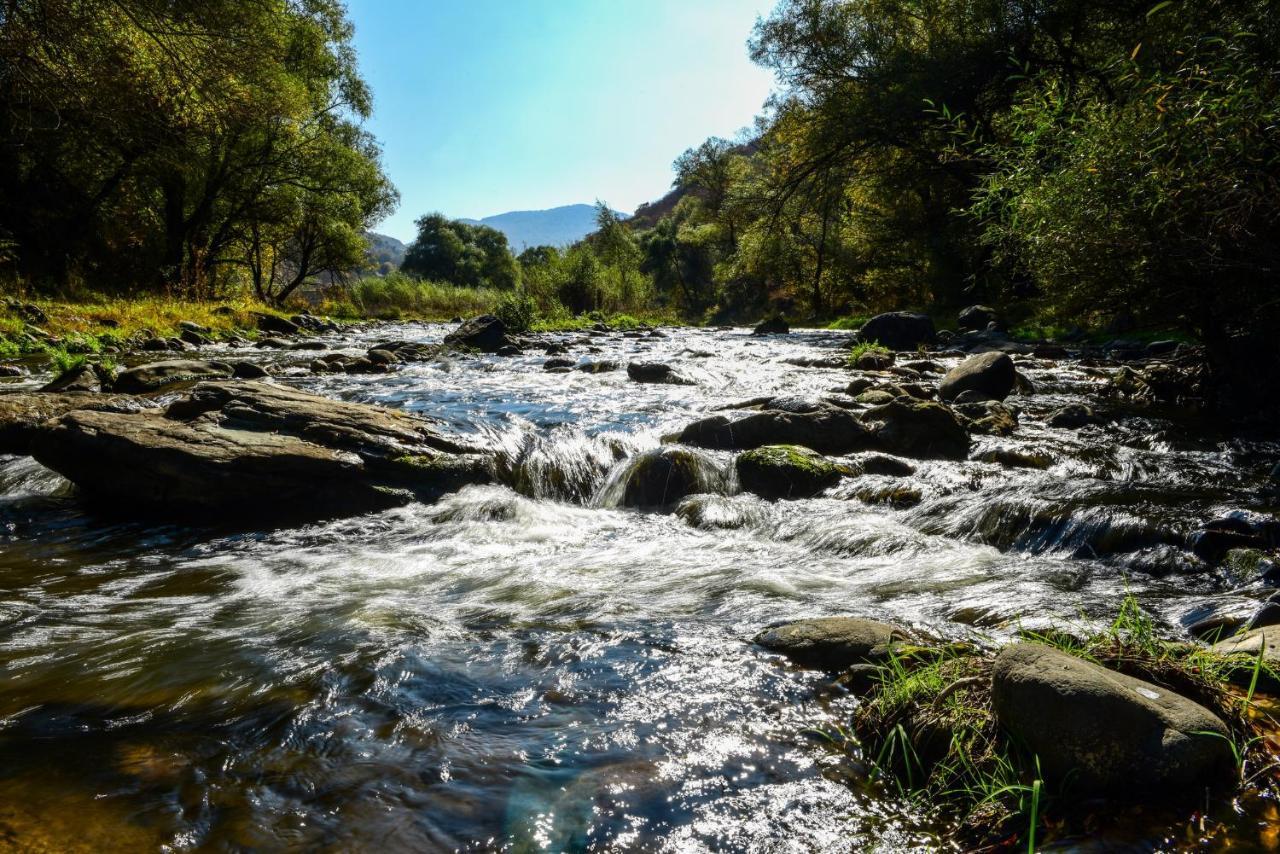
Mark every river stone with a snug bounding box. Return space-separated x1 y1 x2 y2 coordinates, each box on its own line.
854 350 895 371
627 361 693 385
0 393 149 455
112 360 234 394
255 312 299 335
938 351 1016 402
27 381 489 521
616 447 724 508
861 398 969 459
41 363 106 393
755 617 909 670
753 316 789 335
1210 627 1280 690
991 643 1234 794
1047 403 1097 429
858 312 935 351
957 305 999 331
736 445 843 500
445 314 507 352
675 407 876 455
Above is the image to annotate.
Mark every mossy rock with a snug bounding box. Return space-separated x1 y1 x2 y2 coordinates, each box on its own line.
736 444 844 500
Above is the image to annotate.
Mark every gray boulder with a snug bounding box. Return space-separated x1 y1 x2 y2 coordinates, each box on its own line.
627 362 693 385
675 406 875 455
938 352 1016 402
992 643 1234 794
445 315 507 352
755 617 910 669
112 360 234 394
861 397 970 459
0 393 150 455
858 312 935 351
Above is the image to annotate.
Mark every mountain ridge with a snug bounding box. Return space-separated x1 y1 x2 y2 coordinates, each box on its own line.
458 203 627 251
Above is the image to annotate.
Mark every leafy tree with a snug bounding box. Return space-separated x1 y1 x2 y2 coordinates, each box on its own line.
401 214 519 289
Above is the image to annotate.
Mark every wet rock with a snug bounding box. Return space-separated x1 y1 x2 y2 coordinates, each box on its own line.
0 364 27 377
112 360 234 394
231 362 269 380
27 381 488 521
1186 614 1246 642
290 340 327 351
1191 518 1271 562
755 617 910 670
854 350 895 371
957 305 999 332
858 312 935 351
613 447 725 509
255 337 291 349
140 337 181 352
901 360 944 375
445 315 507 352
675 407 875 455
859 453 916 477
938 351 1016 402
845 378 875 396
1145 339 1181 357
1047 403 1098 429
366 349 399 366
496 344 521 357
0 393 149 455
1246 603 1280 631
179 329 208 346
544 357 575 370
255 313 299 335
955 400 1018 436
675 494 769 530
736 445 844 500
626 362 694 385
41 363 108 393
992 643 1234 794
753 316 789 335
783 355 846 369
855 389 896 406
577 360 620 373
861 397 969 460
1210 628 1280 690
974 446 1052 469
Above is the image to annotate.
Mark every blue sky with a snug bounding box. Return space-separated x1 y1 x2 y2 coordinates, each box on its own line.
345 0 778 242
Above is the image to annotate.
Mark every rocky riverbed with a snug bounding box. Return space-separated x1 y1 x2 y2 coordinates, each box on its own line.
0 315 1277 850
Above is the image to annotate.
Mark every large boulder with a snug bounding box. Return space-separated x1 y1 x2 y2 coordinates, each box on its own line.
957 305 1000 332
111 360 234 394
755 617 910 670
736 445 844 500
0 393 149 455
858 312 935 351
41 363 108 393
937 351 1016 402
27 381 490 521
675 406 876 455
608 447 725 509
255 313 299 335
992 643 1235 795
861 397 970 459
627 362 694 385
444 314 507 352
753 316 790 335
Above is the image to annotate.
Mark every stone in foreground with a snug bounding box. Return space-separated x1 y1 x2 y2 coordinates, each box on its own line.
736 445 843 499
28 381 490 522
0 392 152 455
755 617 910 669
938 351 1016 402
991 643 1234 795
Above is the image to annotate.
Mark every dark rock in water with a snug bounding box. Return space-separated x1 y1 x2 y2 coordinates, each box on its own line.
627 362 694 385
179 329 208 346
676 407 875 455
845 378 875 396
1033 344 1070 360
1246 603 1280 631
140 337 180 352
0 393 149 455
27 381 489 521
736 445 844 500
854 350 894 371
0 364 26 377
860 453 916 477
861 398 969 459
992 643 1234 795
450 316 463 323
1146 339 1181 357
1191 518 1269 562
613 447 724 509
496 344 521 357
366 349 399 366
577 360 620 373
112 360 234 394
951 389 991 405
544 357 575 370
255 337 291 349
858 312 935 351
755 617 909 670
255 313 299 335
974 446 1052 469
855 389 896 406
957 305 1000 332
544 343 568 356
1186 613 1246 642
42 364 108 393
938 351 1016 402
753 316 789 335
1047 403 1097 429
955 400 1018 436
290 340 327 351
445 315 507 352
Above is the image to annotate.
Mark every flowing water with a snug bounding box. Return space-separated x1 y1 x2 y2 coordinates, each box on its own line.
0 324 1277 851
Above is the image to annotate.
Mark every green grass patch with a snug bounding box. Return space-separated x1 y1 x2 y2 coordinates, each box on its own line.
827 314 871 330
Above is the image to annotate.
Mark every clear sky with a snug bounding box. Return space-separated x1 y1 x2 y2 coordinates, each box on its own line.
345 0 778 242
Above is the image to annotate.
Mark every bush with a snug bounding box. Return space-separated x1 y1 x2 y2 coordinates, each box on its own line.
494 291 537 333
343 272 501 319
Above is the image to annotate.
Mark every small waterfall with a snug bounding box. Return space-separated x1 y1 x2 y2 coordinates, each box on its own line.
595 447 730 509
492 426 644 503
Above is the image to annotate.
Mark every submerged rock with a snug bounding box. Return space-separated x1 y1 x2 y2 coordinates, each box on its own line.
736 445 844 500
755 617 910 670
991 643 1234 795
1047 403 1098 429
858 312 935 351
26 381 489 521
938 351 1016 402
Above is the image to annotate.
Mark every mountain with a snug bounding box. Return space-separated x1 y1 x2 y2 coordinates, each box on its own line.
459 204 626 251
365 232 406 270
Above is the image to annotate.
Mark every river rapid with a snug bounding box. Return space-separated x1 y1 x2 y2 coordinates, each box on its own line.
0 323 1276 851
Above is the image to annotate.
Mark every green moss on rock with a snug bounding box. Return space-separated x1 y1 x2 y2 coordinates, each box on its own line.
736 444 844 500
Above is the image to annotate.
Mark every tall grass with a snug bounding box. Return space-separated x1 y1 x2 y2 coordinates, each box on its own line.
328 273 502 320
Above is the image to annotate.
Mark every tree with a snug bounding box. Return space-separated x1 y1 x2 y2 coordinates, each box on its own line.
401 214 518 289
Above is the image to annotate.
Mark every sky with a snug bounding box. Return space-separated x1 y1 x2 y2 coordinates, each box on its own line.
345 0 779 242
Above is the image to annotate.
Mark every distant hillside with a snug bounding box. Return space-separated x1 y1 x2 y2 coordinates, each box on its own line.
459 204 626 251
365 232 406 270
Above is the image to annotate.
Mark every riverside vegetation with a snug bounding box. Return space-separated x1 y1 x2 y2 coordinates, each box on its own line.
2 0 1280 850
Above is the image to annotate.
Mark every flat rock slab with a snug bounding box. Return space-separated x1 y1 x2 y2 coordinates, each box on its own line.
0 393 151 455
26 381 491 522
112 360 234 394
676 407 875 455
992 643 1234 795
755 617 910 669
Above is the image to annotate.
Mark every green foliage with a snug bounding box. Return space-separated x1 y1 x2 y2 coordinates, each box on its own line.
401 214 520 290
494 291 537 333
848 340 889 362
345 273 501 320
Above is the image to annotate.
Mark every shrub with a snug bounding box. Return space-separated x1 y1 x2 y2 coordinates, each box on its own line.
494 291 537 333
